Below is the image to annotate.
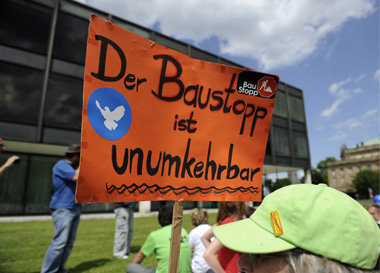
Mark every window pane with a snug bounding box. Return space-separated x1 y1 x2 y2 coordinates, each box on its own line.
265 133 271 156
53 12 88 64
43 128 81 146
0 122 37 142
44 74 83 130
183 201 196 209
156 35 188 54
219 59 241 68
0 153 28 214
191 48 218 63
293 131 309 158
115 20 151 39
24 155 58 214
0 62 43 124
0 0 51 54
273 127 290 156
150 201 175 211
273 91 287 118
81 203 114 213
202 201 218 208
289 95 305 122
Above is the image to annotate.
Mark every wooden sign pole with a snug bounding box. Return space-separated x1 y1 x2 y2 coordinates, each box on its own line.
168 200 184 273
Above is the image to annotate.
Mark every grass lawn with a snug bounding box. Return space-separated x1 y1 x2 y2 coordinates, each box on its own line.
1 201 378 273
0 212 217 273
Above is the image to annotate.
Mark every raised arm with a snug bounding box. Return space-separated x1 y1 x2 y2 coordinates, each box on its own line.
0 155 19 175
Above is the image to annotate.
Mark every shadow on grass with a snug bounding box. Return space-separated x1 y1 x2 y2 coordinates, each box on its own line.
130 246 141 253
69 258 112 272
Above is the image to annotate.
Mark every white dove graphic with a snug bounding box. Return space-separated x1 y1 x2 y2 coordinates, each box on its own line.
95 100 125 131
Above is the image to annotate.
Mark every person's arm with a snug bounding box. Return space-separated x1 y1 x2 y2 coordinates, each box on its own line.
132 250 146 264
72 168 79 181
201 224 216 248
0 155 19 174
203 238 225 273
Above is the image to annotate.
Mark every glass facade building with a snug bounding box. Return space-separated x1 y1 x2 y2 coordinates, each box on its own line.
0 0 311 215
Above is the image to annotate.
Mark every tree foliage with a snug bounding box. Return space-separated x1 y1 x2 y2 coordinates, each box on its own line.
300 168 328 185
311 169 327 185
271 178 292 192
264 179 273 192
301 168 329 185
316 157 337 173
316 157 336 184
264 178 292 193
352 170 380 199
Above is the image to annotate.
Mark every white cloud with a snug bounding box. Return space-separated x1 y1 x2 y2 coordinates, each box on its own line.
334 118 364 129
328 78 352 95
328 132 347 142
316 126 324 131
352 88 363 94
74 0 375 70
363 108 378 118
321 76 365 118
321 97 346 118
374 69 380 81
332 109 377 130
355 74 365 82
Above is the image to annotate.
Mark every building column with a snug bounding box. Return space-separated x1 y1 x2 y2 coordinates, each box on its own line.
36 0 60 142
304 168 312 184
139 201 151 213
287 171 300 184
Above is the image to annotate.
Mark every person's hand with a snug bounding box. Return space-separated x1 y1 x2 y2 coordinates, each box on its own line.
0 155 19 174
4 155 19 168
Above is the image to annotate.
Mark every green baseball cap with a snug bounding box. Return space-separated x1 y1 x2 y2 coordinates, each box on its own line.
214 183 380 269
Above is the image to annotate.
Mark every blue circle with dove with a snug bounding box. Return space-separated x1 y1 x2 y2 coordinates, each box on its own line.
87 87 132 140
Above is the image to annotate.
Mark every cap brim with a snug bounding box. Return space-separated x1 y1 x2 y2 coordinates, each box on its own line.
213 218 296 254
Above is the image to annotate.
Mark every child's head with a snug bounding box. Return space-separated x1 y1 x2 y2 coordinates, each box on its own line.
217 202 247 224
158 204 173 227
191 208 209 226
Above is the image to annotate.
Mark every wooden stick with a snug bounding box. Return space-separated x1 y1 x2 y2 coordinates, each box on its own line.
168 200 184 273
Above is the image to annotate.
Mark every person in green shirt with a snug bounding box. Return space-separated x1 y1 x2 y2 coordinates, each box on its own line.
127 204 192 273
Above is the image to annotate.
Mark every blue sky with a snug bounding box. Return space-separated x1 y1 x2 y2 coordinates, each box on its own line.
75 0 379 168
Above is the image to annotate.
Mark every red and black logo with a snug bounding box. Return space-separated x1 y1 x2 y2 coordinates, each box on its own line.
236 71 278 99
257 76 277 98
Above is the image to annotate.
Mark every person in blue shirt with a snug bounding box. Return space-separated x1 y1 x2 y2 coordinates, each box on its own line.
41 145 81 273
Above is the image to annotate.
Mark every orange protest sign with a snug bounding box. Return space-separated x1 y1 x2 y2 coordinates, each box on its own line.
76 15 279 203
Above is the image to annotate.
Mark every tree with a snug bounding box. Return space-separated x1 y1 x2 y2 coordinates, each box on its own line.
352 170 380 199
316 157 336 184
264 179 273 192
310 169 326 185
271 178 292 192
316 157 337 173
300 168 328 185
